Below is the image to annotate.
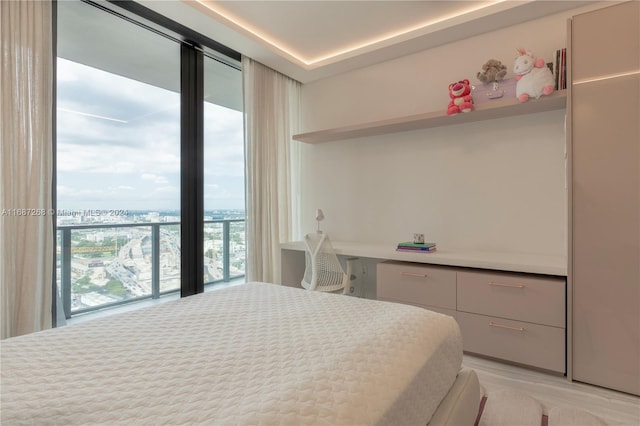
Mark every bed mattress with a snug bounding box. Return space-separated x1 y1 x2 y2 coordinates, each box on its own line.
1 282 462 425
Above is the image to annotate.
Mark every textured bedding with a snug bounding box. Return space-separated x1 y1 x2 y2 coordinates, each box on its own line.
1 282 462 425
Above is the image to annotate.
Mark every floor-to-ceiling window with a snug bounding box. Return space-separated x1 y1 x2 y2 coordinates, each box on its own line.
55 0 244 322
203 56 245 287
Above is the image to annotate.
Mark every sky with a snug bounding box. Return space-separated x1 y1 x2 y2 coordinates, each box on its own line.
56 58 245 212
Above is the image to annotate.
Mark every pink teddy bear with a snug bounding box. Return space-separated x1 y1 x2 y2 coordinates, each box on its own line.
447 79 474 115
513 48 555 102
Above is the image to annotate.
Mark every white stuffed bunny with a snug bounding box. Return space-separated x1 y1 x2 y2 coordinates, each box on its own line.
513 48 555 102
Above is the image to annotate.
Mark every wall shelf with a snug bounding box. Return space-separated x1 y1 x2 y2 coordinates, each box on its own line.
293 90 566 144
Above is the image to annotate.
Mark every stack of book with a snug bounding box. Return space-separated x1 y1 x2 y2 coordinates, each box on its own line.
554 48 567 90
396 242 437 253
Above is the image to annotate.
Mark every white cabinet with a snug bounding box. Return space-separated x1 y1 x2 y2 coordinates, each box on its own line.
377 262 566 373
569 1 640 395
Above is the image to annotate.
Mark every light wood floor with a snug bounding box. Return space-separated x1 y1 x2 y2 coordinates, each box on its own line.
463 354 640 426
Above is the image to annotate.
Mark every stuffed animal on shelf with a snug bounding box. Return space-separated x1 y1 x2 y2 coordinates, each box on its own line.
513 48 555 102
476 59 507 84
447 79 474 115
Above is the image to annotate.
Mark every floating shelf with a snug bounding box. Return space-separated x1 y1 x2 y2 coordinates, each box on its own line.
293 90 567 144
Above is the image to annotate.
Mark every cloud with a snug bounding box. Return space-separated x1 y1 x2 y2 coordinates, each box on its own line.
150 186 178 195
56 58 244 211
56 59 80 82
57 185 78 196
141 173 169 184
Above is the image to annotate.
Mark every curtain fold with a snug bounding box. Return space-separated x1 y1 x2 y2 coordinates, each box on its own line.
242 57 301 283
1 0 54 338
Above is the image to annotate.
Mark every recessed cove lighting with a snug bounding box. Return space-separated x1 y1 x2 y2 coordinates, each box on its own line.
194 0 508 68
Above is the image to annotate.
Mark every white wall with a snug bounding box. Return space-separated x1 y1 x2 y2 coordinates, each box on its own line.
297 5 602 256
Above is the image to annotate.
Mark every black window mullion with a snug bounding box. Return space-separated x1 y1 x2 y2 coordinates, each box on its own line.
180 44 204 297
51 0 58 327
105 0 240 63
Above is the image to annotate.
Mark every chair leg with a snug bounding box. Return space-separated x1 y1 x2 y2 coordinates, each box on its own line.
343 258 355 294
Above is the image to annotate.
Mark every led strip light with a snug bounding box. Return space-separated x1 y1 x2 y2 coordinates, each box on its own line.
193 0 507 68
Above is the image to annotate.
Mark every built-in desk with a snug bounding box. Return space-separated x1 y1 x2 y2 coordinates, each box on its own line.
280 240 567 285
281 240 568 373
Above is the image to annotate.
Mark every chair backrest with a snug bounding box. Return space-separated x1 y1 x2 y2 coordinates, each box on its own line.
301 233 348 292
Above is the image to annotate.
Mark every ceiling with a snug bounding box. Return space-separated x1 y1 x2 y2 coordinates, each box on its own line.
140 0 597 83
58 0 243 111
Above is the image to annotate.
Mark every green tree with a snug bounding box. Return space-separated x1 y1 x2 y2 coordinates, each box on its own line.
73 275 100 294
104 279 127 298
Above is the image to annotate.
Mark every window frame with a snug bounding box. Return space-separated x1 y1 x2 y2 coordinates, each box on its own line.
52 0 243 324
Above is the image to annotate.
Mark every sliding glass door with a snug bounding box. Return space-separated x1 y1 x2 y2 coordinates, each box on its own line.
203 56 245 287
55 0 244 321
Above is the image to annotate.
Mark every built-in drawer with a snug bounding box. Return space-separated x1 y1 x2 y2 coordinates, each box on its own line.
457 270 565 327
377 261 456 310
422 306 457 319
457 311 565 373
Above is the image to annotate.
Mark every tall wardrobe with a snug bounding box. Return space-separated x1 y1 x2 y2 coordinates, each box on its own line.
569 1 639 396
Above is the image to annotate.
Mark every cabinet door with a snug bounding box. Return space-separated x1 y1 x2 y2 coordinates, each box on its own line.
571 1 640 395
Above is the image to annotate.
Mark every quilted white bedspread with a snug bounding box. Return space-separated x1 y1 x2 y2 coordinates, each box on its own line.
1 282 462 425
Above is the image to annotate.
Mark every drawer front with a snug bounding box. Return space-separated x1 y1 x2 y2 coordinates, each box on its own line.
457 270 565 327
457 311 565 373
419 305 457 319
377 261 456 310
377 299 457 319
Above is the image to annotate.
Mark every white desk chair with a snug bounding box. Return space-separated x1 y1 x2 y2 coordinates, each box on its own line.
301 233 354 294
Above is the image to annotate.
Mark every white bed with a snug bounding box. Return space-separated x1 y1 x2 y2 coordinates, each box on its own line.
1 282 479 425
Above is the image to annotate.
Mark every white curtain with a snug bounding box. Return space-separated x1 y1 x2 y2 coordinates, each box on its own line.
242 57 301 283
1 0 54 339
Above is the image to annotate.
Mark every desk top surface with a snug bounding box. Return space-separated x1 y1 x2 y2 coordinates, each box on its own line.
281 240 567 276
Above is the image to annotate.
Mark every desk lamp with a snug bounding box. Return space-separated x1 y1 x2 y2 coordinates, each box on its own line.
316 209 324 234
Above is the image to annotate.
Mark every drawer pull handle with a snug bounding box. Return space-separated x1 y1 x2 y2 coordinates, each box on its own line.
489 321 525 332
400 272 428 278
489 281 525 289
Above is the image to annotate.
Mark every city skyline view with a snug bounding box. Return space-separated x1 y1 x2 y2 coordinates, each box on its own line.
55 58 246 318
54 5 247 319
56 211 246 316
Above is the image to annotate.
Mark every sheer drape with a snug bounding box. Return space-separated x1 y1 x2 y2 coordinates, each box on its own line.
1 0 54 338
242 57 301 283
